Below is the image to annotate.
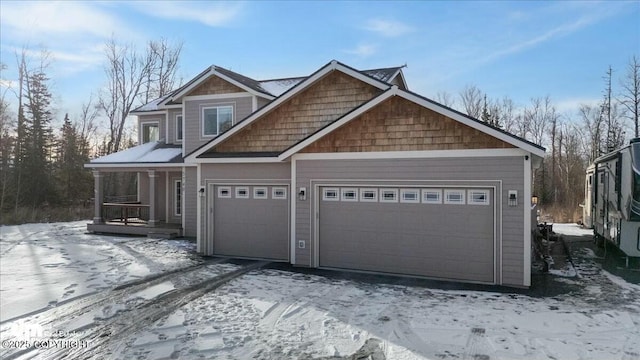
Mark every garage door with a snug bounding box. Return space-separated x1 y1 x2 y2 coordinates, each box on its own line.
319 186 495 283
213 185 289 261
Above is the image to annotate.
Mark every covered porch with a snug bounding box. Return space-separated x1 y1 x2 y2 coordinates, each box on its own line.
85 141 184 238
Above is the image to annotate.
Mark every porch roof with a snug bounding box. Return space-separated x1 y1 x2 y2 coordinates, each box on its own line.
87 141 183 166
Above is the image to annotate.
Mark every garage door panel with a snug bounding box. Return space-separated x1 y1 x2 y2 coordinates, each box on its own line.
213 185 288 261
319 186 494 283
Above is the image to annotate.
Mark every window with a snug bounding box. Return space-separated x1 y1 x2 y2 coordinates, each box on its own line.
400 189 420 203
380 189 398 203
341 188 358 202
218 187 231 198
360 188 378 202
176 115 183 141
272 187 287 199
203 106 233 136
253 187 268 199
142 123 159 143
444 189 465 204
235 187 249 199
422 189 442 204
323 188 339 201
468 190 490 205
174 180 182 216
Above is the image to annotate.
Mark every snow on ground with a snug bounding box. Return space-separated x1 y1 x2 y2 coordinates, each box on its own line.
552 223 594 237
0 221 199 321
1 222 640 360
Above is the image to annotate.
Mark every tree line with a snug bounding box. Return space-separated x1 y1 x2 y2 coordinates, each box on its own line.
0 39 637 224
0 38 182 224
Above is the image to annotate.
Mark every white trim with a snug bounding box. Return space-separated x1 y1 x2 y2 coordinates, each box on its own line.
400 188 420 204
196 163 202 253
272 187 287 199
140 120 160 144
252 96 258 112
86 163 189 169
291 148 528 161
422 189 442 204
253 186 268 199
359 188 378 202
279 87 398 160
340 188 358 202
444 189 466 204
217 186 232 198
290 159 297 264
131 110 167 116
523 156 532 287
468 189 490 205
187 157 281 164
185 61 391 161
322 187 340 201
170 67 216 102
165 116 169 143
184 93 254 101
165 172 170 221
169 67 275 102
181 167 186 229
380 188 399 203
235 186 250 199
175 114 183 142
202 105 234 138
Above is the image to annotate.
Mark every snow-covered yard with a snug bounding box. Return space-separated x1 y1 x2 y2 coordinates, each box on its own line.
1 221 639 359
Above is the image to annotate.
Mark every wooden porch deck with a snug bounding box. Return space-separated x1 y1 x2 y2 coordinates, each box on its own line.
87 221 182 238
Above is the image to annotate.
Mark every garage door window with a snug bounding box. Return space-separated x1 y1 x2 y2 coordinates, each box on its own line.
272 187 287 199
323 188 339 201
218 187 231 198
380 189 399 203
444 189 465 204
400 189 420 203
422 189 442 204
468 190 490 205
360 189 378 202
341 188 358 202
235 187 249 199
253 187 268 199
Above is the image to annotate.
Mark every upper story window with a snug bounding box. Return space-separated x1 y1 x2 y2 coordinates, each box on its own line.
142 123 159 143
176 115 183 141
203 105 233 137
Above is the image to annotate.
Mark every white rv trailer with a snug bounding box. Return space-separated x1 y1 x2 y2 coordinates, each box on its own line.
584 139 640 258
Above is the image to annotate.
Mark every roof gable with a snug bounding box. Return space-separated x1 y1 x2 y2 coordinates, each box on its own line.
185 60 393 161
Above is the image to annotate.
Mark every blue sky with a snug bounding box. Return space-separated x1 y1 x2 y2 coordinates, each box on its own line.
1 0 639 127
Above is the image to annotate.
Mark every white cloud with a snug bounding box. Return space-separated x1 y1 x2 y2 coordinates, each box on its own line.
363 19 413 37
128 1 242 27
344 43 377 57
0 1 129 40
556 97 600 114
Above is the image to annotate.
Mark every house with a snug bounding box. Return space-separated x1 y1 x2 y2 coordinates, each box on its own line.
86 60 545 287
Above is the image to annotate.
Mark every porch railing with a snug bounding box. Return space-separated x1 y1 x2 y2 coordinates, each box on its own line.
102 203 150 225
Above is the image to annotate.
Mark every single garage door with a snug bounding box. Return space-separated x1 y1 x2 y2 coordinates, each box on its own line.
213 185 289 261
319 186 495 283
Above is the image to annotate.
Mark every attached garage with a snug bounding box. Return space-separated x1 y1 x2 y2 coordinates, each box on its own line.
211 184 289 261
317 186 496 283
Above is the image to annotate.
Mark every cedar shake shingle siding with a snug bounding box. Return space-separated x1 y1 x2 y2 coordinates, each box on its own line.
188 76 244 96
302 96 515 153
211 71 382 153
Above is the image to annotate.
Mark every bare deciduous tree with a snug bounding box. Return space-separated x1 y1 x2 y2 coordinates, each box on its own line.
620 55 640 137
435 91 456 109
459 84 484 119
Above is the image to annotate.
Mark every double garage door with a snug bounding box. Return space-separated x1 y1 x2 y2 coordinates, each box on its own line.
212 184 289 261
319 186 495 283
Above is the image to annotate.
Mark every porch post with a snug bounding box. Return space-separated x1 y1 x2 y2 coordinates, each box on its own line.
148 170 159 226
93 170 104 224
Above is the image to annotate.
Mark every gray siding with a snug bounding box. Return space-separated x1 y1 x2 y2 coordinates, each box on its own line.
167 109 182 145
184 167 197 237
138 114 166 144
257 97 271 109
295 156 525 286
183 96 253 155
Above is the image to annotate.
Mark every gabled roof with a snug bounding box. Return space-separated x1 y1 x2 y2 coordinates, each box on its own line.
87 141 183 166
278 87 545 160
185 60 395 161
